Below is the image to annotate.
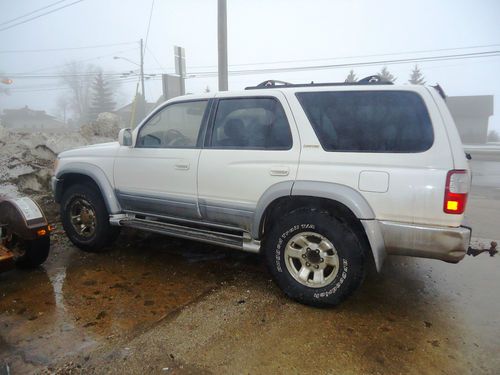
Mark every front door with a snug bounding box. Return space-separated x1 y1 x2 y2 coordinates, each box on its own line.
114 99 210 219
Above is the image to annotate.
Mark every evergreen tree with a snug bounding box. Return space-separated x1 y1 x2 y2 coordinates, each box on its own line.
345 70 358 83
89 73 115 121
378 66 396 82
409 64 426 85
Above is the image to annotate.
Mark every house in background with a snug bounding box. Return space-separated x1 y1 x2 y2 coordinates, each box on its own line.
446 95 494 144
1 105 68 133
114 101 157 128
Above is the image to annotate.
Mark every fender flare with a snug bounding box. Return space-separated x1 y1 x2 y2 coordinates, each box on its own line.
252 180 386 271
54 162 121 214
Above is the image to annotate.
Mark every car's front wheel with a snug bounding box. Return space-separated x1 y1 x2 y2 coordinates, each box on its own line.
264 209 366 307
60 183 120 252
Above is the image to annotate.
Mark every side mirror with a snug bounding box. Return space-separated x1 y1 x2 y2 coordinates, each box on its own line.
118 128 133 147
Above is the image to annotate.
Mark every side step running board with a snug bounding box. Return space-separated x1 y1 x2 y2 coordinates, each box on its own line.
119 217 260 253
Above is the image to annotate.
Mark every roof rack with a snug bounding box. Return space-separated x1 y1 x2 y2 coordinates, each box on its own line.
244 75 393 90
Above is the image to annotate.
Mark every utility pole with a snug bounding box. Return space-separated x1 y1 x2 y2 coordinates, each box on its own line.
217 0 228 91
140 38 146 100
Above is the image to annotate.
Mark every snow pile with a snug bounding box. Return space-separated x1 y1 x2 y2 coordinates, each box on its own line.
0 117 123 197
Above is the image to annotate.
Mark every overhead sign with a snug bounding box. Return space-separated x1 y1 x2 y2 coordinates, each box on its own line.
174 46 186 77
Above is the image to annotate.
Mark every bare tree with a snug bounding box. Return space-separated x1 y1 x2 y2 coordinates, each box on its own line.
378 66 396 82
55 95 70 123
345 70 358 83
409 65 426 85
59 61 100 124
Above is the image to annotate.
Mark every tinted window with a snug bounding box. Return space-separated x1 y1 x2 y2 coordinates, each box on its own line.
137 100 208 148
210 98 292 150
296 91 434 152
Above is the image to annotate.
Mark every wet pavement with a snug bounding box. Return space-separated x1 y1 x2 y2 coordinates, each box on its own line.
1 229 498 374
1 161 499 374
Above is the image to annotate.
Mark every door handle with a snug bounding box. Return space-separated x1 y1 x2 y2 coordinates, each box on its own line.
270 166 290 176
174 161 190 170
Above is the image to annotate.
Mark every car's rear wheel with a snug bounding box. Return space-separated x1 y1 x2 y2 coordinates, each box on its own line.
264 209 366 307
61 183 120 252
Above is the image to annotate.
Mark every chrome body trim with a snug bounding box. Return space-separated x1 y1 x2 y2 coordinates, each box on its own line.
118 216 261 253
120 209 244 233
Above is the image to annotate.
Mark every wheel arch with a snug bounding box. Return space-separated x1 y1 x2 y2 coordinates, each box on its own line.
54 162 121 214
254 181 386 271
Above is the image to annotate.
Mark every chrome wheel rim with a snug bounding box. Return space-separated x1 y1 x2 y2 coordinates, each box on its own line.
69 198 96 238
284 231 340 289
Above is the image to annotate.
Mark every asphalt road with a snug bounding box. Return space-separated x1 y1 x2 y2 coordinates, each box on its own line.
1 159 498 374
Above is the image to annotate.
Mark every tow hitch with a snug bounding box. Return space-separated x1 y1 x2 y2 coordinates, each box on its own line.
0 197 52 272
467 240 498 257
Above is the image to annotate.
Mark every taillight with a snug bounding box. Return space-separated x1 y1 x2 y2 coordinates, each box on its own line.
443 170 469 214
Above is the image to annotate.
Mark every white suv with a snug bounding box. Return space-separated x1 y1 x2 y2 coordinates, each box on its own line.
52 77 471 306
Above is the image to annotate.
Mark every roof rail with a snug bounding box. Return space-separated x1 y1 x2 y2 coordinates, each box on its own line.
244 75 393 90
431 84 447 99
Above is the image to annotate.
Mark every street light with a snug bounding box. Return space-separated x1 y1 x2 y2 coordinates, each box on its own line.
113 39 145 103
113 56 139 67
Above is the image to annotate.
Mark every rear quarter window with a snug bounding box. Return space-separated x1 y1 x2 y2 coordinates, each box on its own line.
296 91 434 153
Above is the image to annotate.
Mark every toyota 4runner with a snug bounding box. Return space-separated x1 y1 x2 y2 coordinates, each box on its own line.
52 76 471 306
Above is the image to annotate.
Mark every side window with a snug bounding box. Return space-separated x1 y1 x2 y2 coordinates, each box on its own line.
210 97 292 150
296 91 434 153
137 100 208 148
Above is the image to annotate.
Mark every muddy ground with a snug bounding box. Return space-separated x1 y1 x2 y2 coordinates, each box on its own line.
1 161 499 374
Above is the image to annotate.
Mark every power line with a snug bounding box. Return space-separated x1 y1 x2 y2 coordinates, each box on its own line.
188 43 500 70
0 0 69 27
0 0 85 32
187 50 500 78
6 49 499 85
2 47 138 76
146 46 167 72
143 0 155 53
0 41 137 54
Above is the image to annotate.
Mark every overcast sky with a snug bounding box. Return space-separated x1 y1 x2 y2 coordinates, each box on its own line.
0 0 499 131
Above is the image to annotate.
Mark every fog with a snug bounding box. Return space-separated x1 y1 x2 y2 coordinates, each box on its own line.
0 0 499 132
1 2 500 374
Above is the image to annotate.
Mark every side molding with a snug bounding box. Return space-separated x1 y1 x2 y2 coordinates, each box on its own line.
55 162 122 214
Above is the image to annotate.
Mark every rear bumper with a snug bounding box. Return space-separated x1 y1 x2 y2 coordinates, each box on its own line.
380 220 471 263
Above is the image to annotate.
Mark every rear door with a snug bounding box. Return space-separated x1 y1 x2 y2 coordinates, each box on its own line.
197 92 300 230
114 99 210 219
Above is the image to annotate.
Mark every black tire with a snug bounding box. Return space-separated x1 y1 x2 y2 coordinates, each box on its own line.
60 183 120 252
264 209 366 307
16 236 50 268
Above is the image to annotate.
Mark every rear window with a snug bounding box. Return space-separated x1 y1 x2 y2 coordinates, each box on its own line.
296 91 434 152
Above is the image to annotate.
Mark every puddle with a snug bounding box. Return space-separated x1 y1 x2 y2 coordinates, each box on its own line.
0 230 259 373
